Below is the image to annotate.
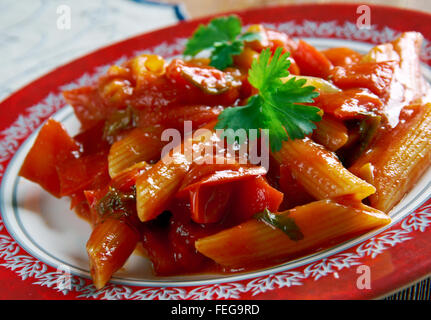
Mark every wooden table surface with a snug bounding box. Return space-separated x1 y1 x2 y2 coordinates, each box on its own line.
161 0 431 18
159 0 431 300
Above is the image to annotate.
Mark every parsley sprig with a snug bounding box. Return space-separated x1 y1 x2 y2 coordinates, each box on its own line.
215 47 321 152
184 15 260 70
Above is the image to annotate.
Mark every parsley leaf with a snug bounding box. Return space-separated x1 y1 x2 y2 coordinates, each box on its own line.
184 15 260 70
248 47 290 92
255 208 304 241
210 40 243 70
215 47 321 152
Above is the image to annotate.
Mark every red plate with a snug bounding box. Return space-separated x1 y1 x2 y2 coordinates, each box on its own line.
1 3 431 300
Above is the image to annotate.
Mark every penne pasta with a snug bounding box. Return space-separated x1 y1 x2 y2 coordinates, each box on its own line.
108 127 162 178
272 137 376 200
86 218 140 289
136 152 190 222
195 199 391 268
135 122 217 222
350 103 431 212
110 160 152 191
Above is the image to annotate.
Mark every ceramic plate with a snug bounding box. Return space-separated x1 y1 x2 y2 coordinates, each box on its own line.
1 3 431 300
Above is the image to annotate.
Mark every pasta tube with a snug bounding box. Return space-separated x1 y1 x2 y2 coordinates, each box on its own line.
136 122 217 222
350 103 431 212
108 127 162 178
195 199 390 268
86 218 139 289
272 137 375 200
136 152 190 222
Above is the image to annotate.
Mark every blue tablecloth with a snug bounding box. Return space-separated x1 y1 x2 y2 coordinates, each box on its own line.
0 0 186 102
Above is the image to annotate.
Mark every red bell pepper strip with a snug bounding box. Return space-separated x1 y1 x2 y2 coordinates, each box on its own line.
230 176 284 224
292 40 334 79
19 119 81 197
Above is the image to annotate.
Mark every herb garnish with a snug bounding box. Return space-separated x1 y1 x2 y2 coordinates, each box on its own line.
215 47 321 152
255 208 304 241
97 186 136 219
183 15 260 70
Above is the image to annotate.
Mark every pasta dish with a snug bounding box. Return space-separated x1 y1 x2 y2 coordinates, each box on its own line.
18 16 431 289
